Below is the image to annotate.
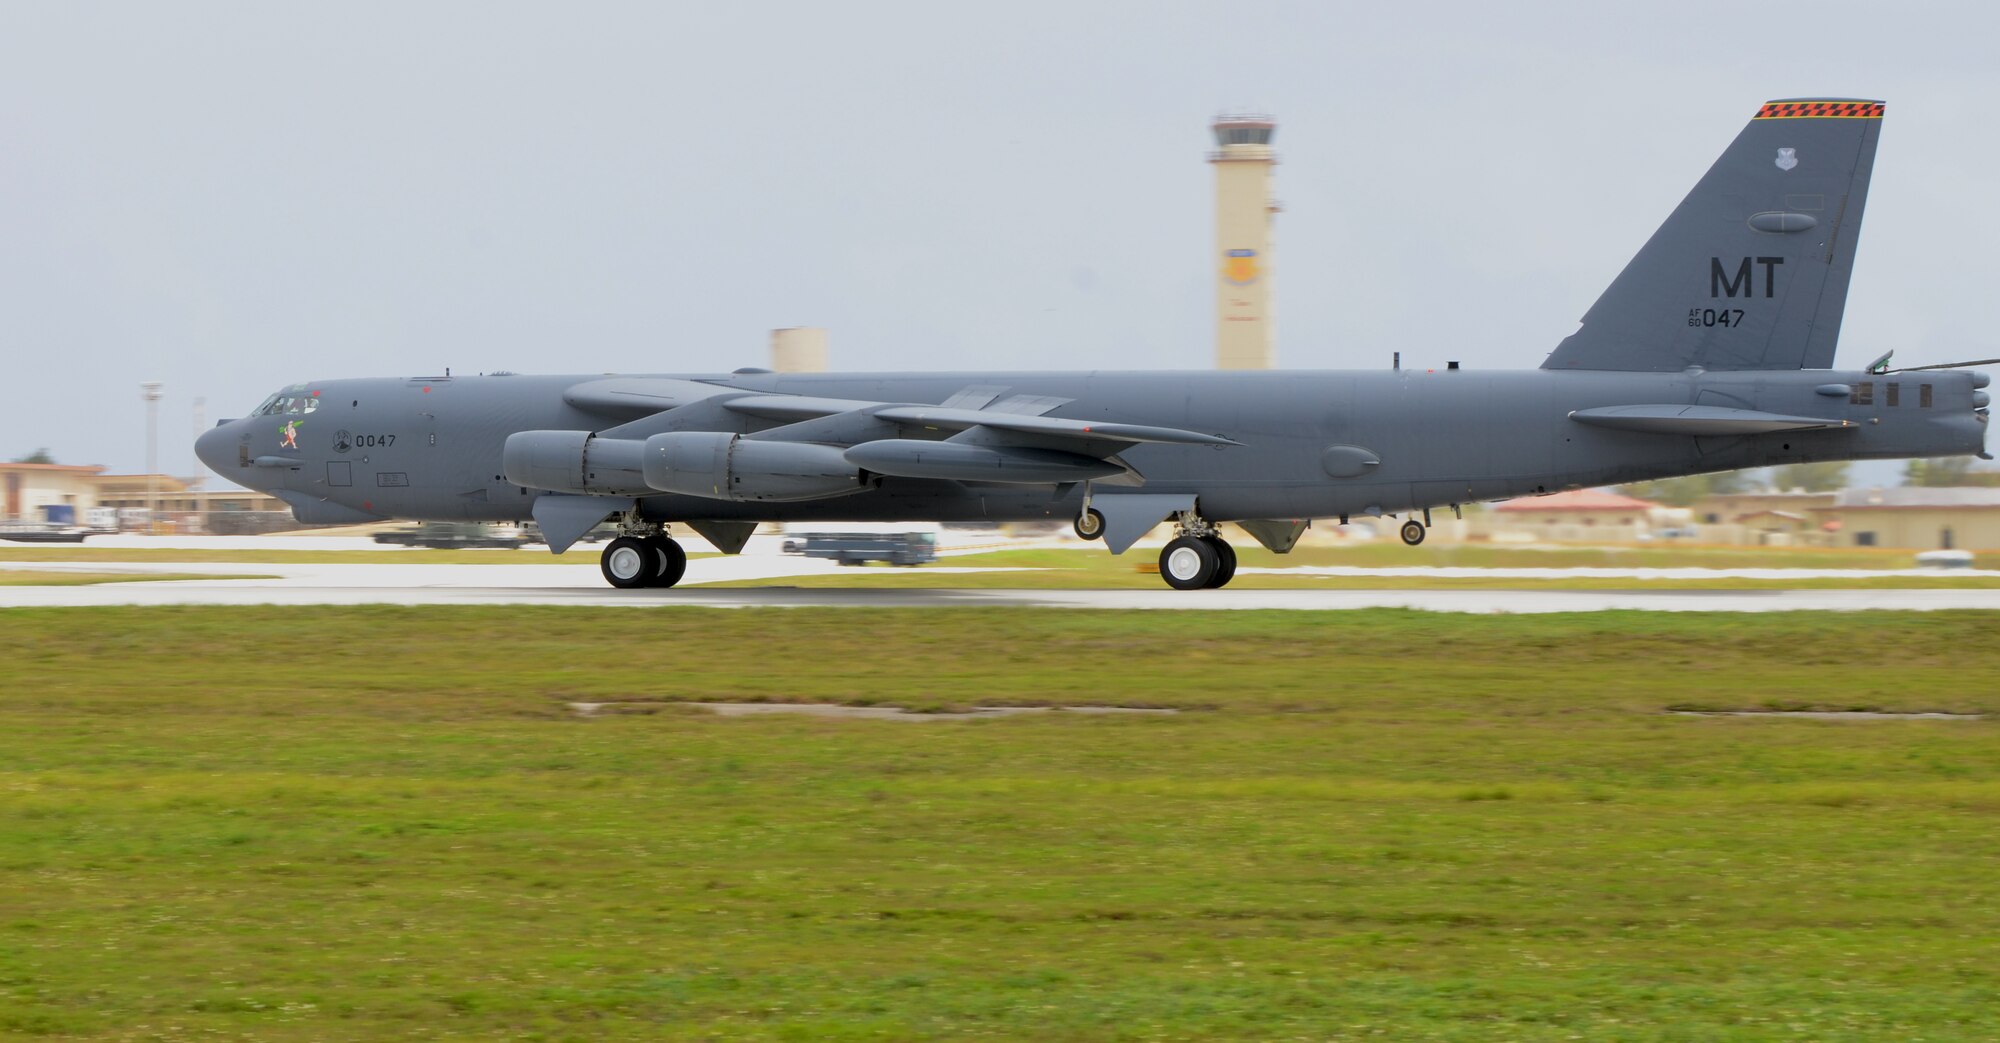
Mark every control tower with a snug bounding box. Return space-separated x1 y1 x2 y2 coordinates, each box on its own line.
1209 114 1279 369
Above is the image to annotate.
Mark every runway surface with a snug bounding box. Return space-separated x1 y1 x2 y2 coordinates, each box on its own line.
4 559 2000 612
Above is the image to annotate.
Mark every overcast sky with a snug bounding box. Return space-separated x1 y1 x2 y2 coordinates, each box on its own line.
3 1 1996 478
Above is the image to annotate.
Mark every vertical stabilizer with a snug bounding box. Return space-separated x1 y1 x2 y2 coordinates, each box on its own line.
1543 100 1884 372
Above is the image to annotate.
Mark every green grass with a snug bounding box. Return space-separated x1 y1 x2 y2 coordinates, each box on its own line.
0 546 610 565
2 607 1998 1040
0 569 257 586
1225 539 1999 571
704 547 2000 589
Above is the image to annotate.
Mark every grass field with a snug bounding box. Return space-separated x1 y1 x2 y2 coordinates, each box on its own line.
0 546 616 566
0 569 253 586
1 540 1988 572
709 547 2000 590
2 607 1998 1041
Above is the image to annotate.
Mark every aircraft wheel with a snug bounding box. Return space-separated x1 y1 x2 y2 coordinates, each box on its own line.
646 535 688 588
601 536 655 589
1159 535 1219 590
1400 519 1427 546
1073 508 1105 541
1202 535 1237 588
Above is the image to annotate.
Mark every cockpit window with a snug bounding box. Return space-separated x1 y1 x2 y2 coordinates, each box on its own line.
253 391 318 416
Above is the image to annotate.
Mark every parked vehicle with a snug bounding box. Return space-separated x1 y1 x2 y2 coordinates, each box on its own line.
0 524 89 544
1915 549 1976 570
373 522 527 549
780 531 937 567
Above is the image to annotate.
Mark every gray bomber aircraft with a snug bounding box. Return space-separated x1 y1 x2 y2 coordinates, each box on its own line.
197 99 1991 590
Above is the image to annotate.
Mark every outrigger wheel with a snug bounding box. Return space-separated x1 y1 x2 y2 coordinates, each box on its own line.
1400 519 1427 546
1074 507 1105 541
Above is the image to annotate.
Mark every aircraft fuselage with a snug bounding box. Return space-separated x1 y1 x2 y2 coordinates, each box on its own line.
199 366 1988 527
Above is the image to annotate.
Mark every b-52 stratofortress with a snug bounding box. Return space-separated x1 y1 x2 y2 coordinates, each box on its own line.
198 99 1989 590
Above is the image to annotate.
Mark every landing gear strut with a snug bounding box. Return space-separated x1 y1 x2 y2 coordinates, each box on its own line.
601 520 688 589
1157 510 1236 590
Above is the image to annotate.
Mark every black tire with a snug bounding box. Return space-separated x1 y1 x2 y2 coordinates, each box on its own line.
1073 508 1105 541
1158 535 1219 590
647 535 688 588
1202 536 1237 588
1400 519 1427 546
601 536 654 589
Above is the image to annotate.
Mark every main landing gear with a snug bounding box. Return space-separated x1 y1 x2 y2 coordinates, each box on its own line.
600 530 688 589
1157 510 1237 590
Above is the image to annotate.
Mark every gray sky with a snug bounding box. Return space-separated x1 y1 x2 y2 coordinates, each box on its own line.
4 0 1996 479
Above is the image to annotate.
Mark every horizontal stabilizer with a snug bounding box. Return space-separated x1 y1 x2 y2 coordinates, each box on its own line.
1569 404 1856 435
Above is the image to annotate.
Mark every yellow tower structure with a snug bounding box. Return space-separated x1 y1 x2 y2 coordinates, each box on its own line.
769 327 829 373
1210 114 1278 369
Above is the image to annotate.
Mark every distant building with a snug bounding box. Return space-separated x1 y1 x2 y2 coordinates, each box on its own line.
1687 491 1840 546
1489 489 1660 541
0 465 291 534
1693 491 1838 527
1825 487 2000 550
1731 509 1820 544
1 462 106 522
89 474 285 518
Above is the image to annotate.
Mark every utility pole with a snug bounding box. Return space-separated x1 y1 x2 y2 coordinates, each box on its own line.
190 396 206 488
141 382 163 535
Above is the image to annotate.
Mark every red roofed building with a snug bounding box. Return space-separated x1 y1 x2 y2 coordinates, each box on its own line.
1488 488 1661 541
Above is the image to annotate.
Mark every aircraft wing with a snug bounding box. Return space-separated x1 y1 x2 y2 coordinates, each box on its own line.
727 395 1237 484
721 397 1238 447
563 378 739 418
565 379 1238 487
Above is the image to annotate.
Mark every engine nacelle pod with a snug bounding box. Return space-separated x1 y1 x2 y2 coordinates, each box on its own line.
502 430 647 494
643 432 866 502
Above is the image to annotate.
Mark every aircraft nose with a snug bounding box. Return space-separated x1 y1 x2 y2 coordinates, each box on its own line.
194 421 237 475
